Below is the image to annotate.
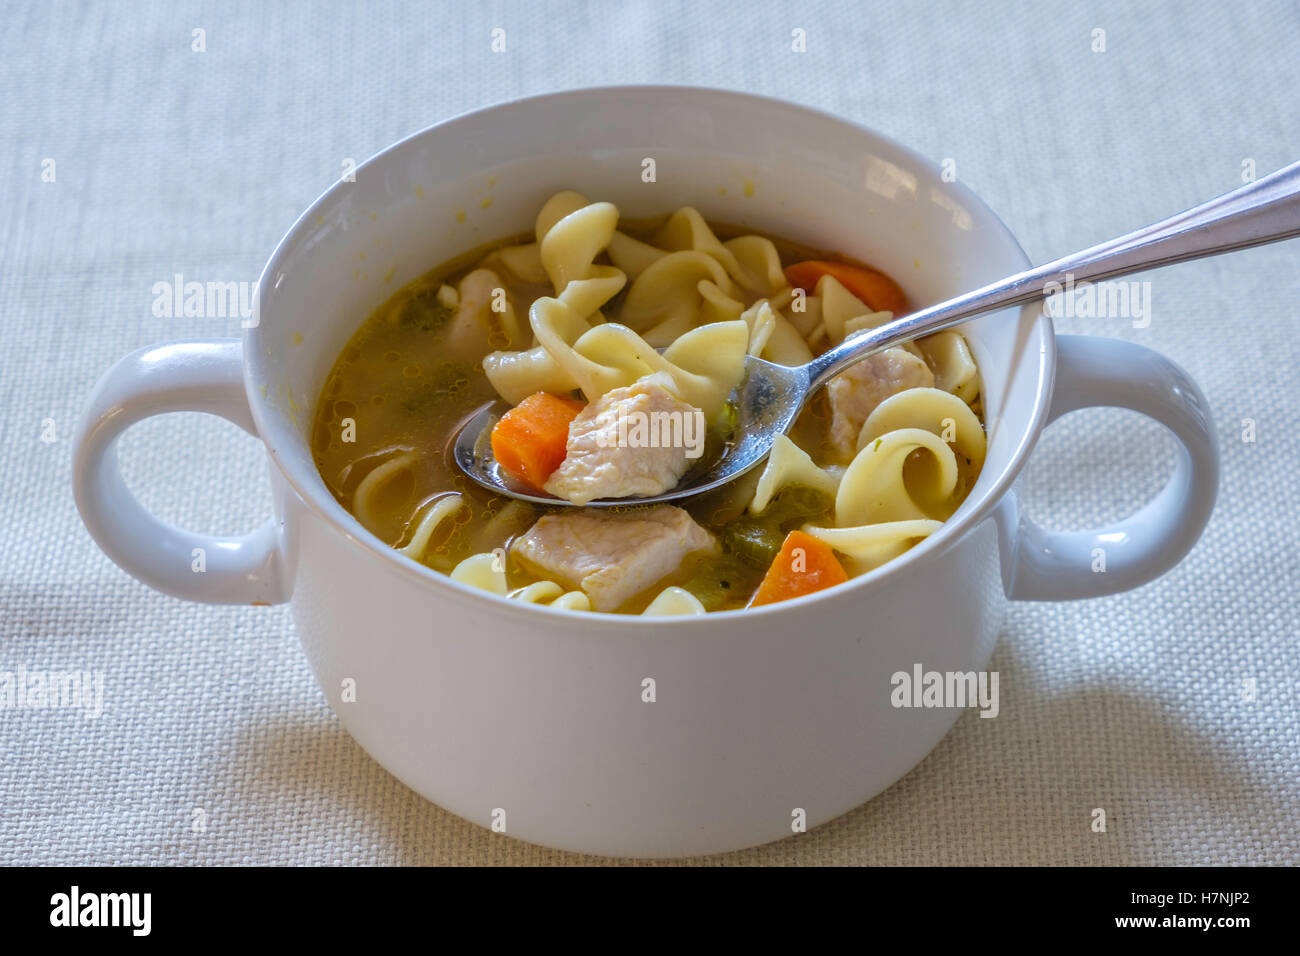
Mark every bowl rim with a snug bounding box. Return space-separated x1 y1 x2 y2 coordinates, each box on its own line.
245 82 1056 628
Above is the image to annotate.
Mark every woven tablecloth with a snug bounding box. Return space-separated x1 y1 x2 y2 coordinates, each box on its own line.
2 0 1297 865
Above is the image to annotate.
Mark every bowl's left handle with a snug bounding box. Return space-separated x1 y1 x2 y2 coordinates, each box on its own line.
73 339 289 605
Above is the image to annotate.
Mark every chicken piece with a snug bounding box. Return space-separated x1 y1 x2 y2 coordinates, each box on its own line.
544 374 703 505
826 347 934 462
444 268 520 361
512 505 715 612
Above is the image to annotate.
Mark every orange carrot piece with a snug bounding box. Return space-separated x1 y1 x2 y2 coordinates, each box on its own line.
490 391 585 492
785 259 910 315
748 529 849 607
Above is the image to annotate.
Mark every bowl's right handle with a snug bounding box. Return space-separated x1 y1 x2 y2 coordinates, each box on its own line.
1004 334 1219 601
72 338 288 605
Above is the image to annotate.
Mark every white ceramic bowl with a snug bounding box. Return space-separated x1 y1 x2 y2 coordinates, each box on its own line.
73 86 1218 857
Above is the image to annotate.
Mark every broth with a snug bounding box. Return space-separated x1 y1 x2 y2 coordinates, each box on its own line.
311 199 984 614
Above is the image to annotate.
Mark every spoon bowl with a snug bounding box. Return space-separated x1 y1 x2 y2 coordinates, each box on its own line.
453 354 809 507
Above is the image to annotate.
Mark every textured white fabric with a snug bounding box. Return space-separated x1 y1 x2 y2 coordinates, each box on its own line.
2 0 1297 865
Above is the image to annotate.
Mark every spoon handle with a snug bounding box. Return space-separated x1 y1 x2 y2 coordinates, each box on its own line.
808 159 1300 390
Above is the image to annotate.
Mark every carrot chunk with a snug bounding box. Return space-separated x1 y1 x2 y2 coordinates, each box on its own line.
748 529 849 607
490 391 585 492
784 259 910 315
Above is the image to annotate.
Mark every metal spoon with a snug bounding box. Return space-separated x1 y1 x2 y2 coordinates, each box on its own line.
456 160 1300 506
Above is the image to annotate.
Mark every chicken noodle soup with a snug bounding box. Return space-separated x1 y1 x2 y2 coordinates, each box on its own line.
310 191 985 614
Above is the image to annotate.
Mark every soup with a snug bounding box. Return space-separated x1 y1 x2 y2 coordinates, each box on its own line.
310 191 985 614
